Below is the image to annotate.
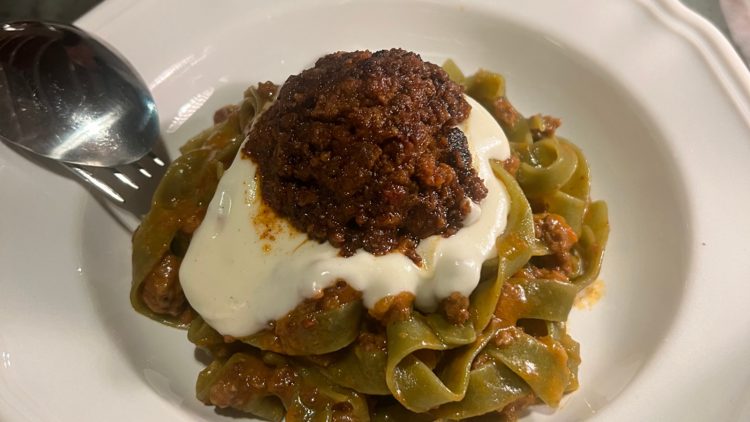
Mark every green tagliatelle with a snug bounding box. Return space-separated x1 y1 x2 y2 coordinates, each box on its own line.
195 350 370 422
241 299 366 356
131 61 610 421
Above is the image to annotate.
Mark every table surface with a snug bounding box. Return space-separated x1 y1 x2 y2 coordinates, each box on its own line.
0 0 745 62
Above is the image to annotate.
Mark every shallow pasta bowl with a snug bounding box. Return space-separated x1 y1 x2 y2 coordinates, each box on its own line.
1 0 750 421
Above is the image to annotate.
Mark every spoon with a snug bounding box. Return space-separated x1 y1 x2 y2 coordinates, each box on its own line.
0 20 159 165
0 21 165 215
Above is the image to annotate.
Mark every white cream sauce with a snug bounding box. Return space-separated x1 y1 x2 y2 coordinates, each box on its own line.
180 96 511 337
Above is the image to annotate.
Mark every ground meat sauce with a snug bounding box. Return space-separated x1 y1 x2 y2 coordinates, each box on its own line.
243 49 487 262
207 357 362 422
139 204 205 318
440 291 470 325
208 357 273 409
498 394 536 421
502 154 520 178
492 97 522 128
252 281 362 353
368 291 415 325
357 330 388 353
141 252 187 316
513 265 569 283
511 213 578 282
212 105 237 125
532 213 578 275
529 114 562 141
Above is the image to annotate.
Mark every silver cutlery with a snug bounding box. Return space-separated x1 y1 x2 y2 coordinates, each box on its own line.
0 21 166 216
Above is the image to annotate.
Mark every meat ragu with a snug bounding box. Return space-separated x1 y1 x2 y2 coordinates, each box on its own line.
243 49 488 263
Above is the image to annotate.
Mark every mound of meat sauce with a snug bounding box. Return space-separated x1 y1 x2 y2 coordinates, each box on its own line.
242 50 486 323
244 49 487 262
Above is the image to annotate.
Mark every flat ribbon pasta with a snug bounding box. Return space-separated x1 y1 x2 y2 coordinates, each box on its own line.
241 299 365 356
196 351 370 422
469 161 536 334
130 62 611 422
320 336 391 395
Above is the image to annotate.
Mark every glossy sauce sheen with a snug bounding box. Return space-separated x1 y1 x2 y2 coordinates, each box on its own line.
180 96 511 337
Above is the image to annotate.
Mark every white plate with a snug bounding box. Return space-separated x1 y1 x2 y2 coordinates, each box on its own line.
2 0 750 421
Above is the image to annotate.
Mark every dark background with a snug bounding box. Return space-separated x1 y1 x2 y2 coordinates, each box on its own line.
1 0 103 24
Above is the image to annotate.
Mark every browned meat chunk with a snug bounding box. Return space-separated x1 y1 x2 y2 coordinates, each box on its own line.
357 331 388 353
446 127 472 173
213 105 237 125
471 353 494 370
534 213 577 253
512 265 569 282
502 154 520 178
209 359 272 408
267 366 298 401
498 394 536 421
256 81 279 101
492 97 522 127
529 114 562 141
141 252 186 316
532 213 578 275
412 349 442 370
319 280 363 312
440 291 470 325
331 402 360 422
369 291 415 325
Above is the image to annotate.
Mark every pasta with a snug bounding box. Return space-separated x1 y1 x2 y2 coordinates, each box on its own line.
130 60 609 421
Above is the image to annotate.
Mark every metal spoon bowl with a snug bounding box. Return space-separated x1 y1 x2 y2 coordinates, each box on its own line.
0 21 159 167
